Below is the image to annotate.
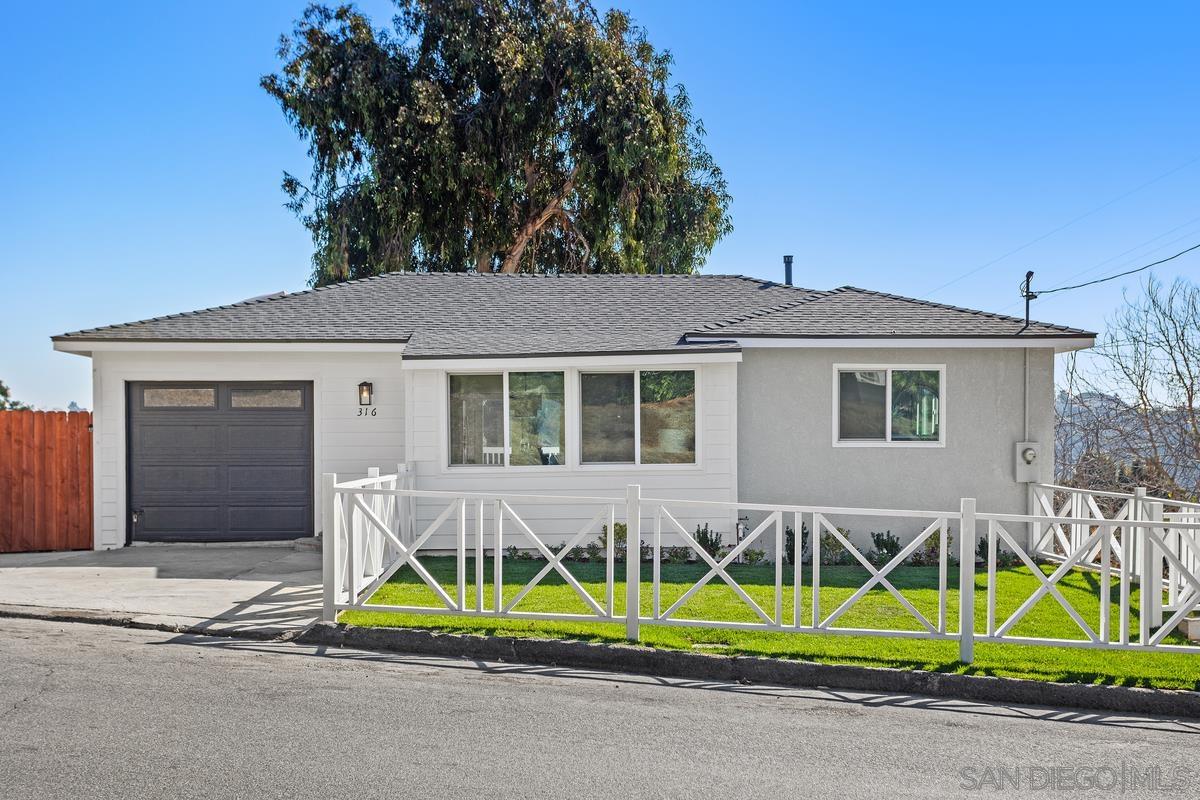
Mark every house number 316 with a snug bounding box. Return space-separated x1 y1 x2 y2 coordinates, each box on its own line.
357 407 377 417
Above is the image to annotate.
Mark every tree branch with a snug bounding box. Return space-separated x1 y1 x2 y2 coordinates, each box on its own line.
499 166 579 273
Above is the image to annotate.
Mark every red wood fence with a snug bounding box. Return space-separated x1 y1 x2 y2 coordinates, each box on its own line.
0 410 93 553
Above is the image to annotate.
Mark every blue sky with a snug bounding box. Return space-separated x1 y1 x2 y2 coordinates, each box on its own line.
3 1 1198 408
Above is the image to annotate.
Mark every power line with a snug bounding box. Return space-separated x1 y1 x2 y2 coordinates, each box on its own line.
1041 213 1200 289
921 153 1200 299
998 216 1200 314
1037 242 1200 295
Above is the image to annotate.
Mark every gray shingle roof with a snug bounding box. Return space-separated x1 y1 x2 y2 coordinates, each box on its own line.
53 273 1093 358
687 286 1093 339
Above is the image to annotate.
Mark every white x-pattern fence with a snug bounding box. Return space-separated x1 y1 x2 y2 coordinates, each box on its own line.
323 470 1200 663
643 498 959 643
1029 482 1200 638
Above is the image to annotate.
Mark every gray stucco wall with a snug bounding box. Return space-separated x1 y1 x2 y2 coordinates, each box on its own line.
737 347 1055 547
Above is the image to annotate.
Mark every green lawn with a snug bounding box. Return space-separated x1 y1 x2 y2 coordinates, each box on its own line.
340 556 1200 691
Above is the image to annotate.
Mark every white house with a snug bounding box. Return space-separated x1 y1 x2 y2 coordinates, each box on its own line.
52 272 1094 550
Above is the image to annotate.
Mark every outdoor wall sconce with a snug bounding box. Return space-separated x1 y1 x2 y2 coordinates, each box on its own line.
358 382 373 406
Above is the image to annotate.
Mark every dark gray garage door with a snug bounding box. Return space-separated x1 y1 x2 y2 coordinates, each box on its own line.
127 382 314 543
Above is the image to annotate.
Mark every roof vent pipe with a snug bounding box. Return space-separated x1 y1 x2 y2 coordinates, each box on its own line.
783 254 794 286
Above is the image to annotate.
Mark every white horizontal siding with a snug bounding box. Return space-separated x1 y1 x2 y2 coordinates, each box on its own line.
405 362 740 550
88 350 738 552
89 350 404 549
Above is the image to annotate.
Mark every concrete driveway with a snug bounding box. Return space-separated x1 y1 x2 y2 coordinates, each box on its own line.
0 545 322 636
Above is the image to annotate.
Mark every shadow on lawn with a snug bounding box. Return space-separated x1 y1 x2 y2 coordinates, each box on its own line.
384 556 962 589
959 662 1200 692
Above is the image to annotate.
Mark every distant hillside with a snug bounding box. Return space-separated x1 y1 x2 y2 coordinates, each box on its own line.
1056 391 1200 497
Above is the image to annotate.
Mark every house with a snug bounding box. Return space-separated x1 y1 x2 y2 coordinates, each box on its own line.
52 272 1095 551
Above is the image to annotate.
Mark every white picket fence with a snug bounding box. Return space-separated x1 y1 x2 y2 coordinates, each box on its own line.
322 469 1200 663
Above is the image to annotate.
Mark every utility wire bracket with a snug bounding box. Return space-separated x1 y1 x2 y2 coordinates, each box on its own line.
1019 270 1037 332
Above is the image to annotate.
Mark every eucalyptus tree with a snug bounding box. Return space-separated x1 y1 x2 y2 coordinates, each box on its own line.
264 0 732 285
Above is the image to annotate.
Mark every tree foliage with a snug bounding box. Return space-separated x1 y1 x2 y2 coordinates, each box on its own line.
0 380 30 411
1058 276 1200 500
263 0 732 285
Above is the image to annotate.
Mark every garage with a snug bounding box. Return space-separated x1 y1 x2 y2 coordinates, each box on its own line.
127 382 314 543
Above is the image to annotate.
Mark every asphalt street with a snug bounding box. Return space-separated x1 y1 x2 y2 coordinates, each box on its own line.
0 617 1195 799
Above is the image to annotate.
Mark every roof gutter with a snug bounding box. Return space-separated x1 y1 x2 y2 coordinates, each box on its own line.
400 350 743 371
684 335 1096 354
51 340 409 357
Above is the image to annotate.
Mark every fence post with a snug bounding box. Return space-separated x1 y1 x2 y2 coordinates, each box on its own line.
958 497 976 664
1026 483 1037 554
1120 489 1139 645
366 467 381 575
1135 487 1157 643
625 484 641 641
1133 487 1149 644
397 462 415 543
1148 500 1164 630
321 472 337 622
392 462 408 555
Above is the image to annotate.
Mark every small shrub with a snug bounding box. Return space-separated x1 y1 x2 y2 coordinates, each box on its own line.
976 537 1022 568
612 541 653 562
784 523 811 566
742 548 766 566
598 522 627 549
997 550 1020 568
693 523 724 559
663 545 691 564
565 546 586 561
867 531 902 566
598 522 651 561
549 541 566 556
584 541 603 562
503 545 536 561
908 534 940 567
905 528 958 567
819 530 856 565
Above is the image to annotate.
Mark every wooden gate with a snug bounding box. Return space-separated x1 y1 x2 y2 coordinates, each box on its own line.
0 410 93 553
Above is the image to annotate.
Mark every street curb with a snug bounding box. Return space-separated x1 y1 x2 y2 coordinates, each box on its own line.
6 604 1197 720
0 604 295 642
299 621 1200 720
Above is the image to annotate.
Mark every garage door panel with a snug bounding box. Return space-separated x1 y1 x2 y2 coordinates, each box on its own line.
139 424 222 454
128 382 313 543
228 505 310 533
226 464 310 492
135 465 221 493
141 505 221 533
225 424 311 452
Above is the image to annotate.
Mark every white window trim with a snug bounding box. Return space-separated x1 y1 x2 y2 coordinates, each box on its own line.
576 368 700 469
831 363 946 449
444 369 567 471
441 365 702 472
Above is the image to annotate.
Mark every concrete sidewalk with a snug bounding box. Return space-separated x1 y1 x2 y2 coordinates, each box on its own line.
0 545 322 636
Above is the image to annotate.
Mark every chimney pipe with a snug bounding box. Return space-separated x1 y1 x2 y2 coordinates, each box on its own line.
783 254 794 286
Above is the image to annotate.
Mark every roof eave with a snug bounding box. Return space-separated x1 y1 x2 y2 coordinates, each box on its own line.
684 333 1097 353
51 338 410 355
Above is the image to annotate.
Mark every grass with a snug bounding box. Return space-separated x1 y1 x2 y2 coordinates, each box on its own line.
339 556 1200 691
